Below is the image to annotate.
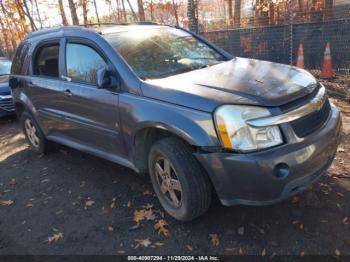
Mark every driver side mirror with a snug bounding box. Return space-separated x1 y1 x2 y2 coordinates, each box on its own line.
96 67 111 88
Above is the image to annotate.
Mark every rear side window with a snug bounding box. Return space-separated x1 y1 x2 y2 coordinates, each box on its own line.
33 44 59 78
66 43 106 85
11 42 30 75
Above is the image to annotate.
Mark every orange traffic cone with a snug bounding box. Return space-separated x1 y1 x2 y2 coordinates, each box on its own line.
296 44 305 69
320 42 334 78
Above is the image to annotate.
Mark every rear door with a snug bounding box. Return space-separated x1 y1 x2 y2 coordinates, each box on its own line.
56 39 124 156
24 38 68 134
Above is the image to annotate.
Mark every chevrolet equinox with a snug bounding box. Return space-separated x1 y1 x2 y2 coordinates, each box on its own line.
10 24 342 221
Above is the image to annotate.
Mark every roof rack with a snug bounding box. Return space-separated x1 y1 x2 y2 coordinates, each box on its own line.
81 22 160 27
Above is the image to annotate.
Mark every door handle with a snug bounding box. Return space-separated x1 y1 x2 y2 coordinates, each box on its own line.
63 89 73 97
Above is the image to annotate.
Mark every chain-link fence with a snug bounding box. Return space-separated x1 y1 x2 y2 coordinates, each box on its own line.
191 0 350 74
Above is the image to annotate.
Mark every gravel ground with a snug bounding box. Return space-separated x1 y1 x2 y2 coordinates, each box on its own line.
0 77 349 257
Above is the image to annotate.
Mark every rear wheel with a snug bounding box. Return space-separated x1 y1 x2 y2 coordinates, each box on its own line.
149 137 212 221
21 111 52 154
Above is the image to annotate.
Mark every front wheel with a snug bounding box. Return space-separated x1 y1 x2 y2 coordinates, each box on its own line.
148 137 212 221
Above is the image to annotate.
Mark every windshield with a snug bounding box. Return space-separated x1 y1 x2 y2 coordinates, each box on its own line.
104 27 226 79
0 60 12 76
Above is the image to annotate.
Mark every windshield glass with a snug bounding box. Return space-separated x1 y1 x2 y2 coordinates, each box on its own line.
0 60 11 76
104 27 226 79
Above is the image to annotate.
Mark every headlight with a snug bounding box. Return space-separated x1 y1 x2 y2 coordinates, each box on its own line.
214 105 283 152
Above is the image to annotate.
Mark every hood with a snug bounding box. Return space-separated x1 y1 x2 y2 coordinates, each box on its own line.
141 57 318 112
0 75 10 94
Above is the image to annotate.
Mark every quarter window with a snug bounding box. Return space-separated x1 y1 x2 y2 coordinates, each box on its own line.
33 44 59 78
66 43 106 85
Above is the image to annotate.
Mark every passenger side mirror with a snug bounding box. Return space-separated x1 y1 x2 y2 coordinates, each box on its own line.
96 67 111 88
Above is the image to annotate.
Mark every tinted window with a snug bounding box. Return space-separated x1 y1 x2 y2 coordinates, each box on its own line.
33 44 59 78
11 42 29 75
66 43 106 84
104 28 225 79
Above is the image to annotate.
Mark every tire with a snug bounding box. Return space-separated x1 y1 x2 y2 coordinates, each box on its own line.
20 111 52 155
148 137 212 221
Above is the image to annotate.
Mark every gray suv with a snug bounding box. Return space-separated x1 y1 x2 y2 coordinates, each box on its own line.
10 24 341 221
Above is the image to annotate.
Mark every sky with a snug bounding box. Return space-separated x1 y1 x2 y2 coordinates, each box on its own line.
34 0 140 27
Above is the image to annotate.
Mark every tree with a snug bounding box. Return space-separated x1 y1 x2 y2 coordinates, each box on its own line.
121 0 127 22
187 0 198 32
137 0 145 22
172 0 179 26
22 0 37 31
92 0 100 25
79 0 89 25
68 0 79 25
234 0 241 27
58 0 68 25
33 0 43 29
126 0 137 21
226 0 233 26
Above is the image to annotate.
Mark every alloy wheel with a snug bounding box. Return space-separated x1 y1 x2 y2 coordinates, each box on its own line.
24 119 40 148
154 156 183 208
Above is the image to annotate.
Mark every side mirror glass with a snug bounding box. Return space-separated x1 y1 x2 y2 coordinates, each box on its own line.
96 67 111 88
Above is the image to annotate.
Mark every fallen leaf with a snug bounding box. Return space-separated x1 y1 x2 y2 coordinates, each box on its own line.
152 242 164 248
0 200 14 206
154 219 170 238
110 198 117 209
48 232 63 244
209 234 220 247
85 200 95 207
143 189 153 195
261 248 266 257
108 226 114 232
337 147 345 153
9 178 16 186
127 201 132 208
26 203 33 208
133 209 156 223
335 249 341 257
336 192 345 198
185 245 193 252
134 238 152 249
239 247 244 255
342 217 349 225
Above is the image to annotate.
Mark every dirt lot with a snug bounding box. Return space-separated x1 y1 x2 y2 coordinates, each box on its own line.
0 77 350 257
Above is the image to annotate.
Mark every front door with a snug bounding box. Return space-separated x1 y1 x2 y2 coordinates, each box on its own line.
57 40 124 157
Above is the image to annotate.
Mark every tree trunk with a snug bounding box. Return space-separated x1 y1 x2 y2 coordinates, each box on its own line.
33 0 43 29
80 0 88 25
227 0 233 26
324 0 333 21
92 0 100 25
187 0 198 33
126 0 138 21
22 0 37 31
137 0 145 22
150 0 153 21
121 0 127 22
234 0 241 27
172 0 179 26
68 0 79 25
58 0 68 25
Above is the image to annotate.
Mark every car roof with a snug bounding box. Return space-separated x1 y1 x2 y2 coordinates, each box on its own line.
25 23 173 41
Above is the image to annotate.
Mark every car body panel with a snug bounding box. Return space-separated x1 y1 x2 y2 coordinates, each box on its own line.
143 57 318 112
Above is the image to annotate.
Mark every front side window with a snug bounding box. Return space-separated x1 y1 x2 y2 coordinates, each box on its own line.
66 43 107 85
104 27 226 79
33 44 59 78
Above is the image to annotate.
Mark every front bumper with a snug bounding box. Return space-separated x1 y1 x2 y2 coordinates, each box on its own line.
195 104 342 206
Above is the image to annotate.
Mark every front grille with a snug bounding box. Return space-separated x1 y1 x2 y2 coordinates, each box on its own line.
0 97 15 112
289 98 331 138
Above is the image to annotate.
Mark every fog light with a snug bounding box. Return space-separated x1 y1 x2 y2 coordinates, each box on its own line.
274 163 290 178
